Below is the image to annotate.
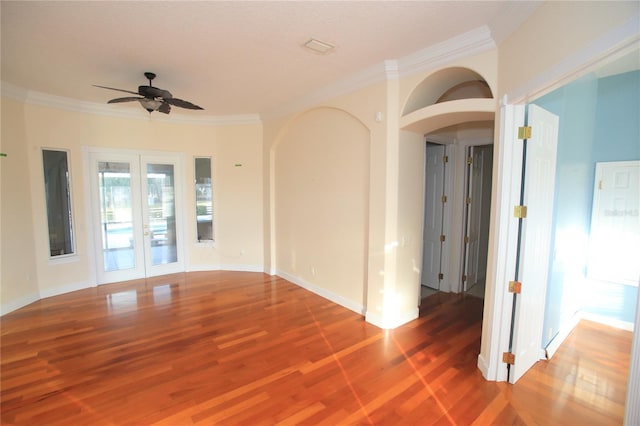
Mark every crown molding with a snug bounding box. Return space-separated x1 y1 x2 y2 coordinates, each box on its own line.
0 81 261 126
263 25 496 121
398 26 496 78
260 61 389 122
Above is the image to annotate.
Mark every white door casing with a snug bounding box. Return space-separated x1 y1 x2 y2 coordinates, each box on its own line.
509 104 559 383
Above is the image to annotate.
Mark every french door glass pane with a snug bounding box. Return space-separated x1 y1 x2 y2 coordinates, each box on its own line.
98 162 135 272
147 163 177 265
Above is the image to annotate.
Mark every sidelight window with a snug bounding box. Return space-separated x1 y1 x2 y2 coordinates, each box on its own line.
194 157 213 241
42 149 75 257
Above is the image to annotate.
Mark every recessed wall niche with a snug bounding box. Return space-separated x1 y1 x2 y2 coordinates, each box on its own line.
401 67 495 136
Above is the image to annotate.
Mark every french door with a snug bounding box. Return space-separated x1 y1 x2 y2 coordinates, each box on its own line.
89 151 184 284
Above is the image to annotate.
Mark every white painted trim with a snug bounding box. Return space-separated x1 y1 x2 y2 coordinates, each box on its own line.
82 148 99 288
1 81 261 126
398 26 496 79
477 353 490 377
478 103 524 382
47 254 80 265
624 287 640 425
185 264 264 273
365 307 419 330
580 312 635 332
545 311 581 359
506 17 640 104
39 280 95 300
276 270 366 317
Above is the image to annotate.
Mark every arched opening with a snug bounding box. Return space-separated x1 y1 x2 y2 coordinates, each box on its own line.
401 67 496 313
272 107 371 315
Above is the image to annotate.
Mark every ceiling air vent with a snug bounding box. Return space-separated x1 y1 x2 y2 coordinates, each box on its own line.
303 38 335 54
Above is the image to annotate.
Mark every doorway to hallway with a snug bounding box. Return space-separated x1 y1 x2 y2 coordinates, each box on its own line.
419 138 494 305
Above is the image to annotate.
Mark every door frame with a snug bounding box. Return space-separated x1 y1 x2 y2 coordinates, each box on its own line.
83 146 186 285
478 31 640 384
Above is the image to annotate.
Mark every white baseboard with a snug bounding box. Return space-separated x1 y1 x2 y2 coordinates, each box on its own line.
276 270 365 316
545 311 582 359
365 307 420 330
1 292 40 316
580 311 634 332
545 310 635 360
186 264 264 273
39 280 95 300
2 266 267 316
2 280 94 316
477 354 490 379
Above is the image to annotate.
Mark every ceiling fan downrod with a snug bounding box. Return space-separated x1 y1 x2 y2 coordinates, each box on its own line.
144 72 156 87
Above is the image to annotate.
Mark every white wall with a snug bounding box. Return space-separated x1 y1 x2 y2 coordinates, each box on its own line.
274 107 370 313
0 98 41 312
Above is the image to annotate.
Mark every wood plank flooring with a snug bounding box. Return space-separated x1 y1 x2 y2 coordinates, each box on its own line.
1 271 632 425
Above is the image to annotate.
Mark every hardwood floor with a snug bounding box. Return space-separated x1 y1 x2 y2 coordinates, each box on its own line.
1 271 631 425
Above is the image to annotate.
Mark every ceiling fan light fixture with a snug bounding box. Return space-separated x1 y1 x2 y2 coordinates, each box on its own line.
303 38 335 54
139 98 163 112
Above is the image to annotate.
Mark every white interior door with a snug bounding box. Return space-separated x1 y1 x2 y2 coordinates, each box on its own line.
90 151 184 284
587 161 640 286
463 146 484 290
510 104 559 383
422 144 445 289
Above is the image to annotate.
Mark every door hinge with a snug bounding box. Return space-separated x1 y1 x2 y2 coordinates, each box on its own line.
508 280 522 294
464 236 470 244
466 197 472 205
438 272 444 280
440 235 446 242
467 156 473 165
513 205 527 218
441 195 447 203
518 126 532 139
462 274 467 282
443 155 449 163
503 352 516 365
598 180 603 190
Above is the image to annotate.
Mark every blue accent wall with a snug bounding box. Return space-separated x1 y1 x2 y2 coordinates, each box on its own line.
534 70 640 347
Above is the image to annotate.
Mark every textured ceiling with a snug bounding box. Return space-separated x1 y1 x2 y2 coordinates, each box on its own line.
1 1 543 118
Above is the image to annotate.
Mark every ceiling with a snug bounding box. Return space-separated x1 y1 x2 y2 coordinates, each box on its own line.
1 1 545 119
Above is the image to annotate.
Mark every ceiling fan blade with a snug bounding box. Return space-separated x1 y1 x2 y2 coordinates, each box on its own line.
94 85 140 96
107 96 143 103
164 98 204 110
158 102 171 114
139 86 172 99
